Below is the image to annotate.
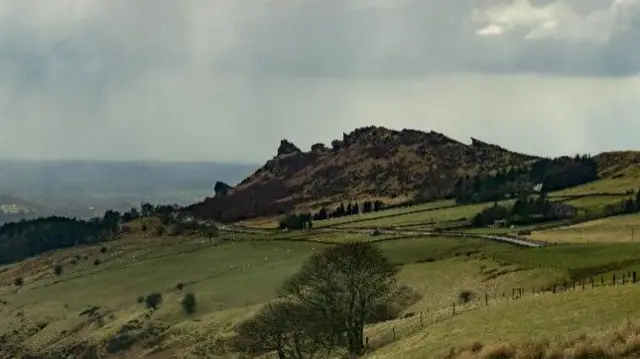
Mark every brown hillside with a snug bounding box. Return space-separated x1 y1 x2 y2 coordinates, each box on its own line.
594 151 640 178
186 126 538 222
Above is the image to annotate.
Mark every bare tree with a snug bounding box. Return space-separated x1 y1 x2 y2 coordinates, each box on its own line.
279 242 398 358
232 300 329 359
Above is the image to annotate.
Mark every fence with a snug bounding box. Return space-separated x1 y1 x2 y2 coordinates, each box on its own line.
367 271 639 350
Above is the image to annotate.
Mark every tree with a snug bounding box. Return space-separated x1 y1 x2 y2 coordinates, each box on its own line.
140 202 155 217
233 300 330 359
279 242 398 358
625 199 636 214
362 201 372 213
122 207 140 223
102 210 121 238
352 203 360 215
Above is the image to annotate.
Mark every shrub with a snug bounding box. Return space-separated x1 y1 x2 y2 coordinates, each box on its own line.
181 293 196 315
14 277 23 287
54 264 63 276
141 224 148 232
518 230 532 236
458 290 475 304
154 226 166 236
145 293 163 310
175 282 184 291
136 296 144 304
121 225 132 234
93 259 101 266
100 247 108 253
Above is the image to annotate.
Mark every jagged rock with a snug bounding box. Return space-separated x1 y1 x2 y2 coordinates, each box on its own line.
311 143 329 153
185 126 538 223
277 139 301 156
214 181 233 197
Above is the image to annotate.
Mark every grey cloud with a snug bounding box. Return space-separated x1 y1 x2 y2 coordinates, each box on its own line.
0 0 639 163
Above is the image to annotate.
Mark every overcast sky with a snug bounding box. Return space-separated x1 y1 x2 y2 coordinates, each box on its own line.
1 0 639 163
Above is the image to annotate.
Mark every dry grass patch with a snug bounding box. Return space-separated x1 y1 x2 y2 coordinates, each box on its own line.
446 321 640 359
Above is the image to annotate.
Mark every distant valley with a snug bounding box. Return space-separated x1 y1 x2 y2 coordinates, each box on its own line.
0 160 257 223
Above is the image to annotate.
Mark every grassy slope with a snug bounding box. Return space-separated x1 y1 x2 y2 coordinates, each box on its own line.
529 214 640 244
368 284 640 359
2 162 640 358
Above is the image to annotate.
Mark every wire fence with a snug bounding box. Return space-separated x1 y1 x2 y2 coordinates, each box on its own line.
367 271 640 350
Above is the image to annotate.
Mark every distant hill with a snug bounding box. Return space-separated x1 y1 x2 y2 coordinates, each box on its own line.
186 126 538 222
0 160 256 219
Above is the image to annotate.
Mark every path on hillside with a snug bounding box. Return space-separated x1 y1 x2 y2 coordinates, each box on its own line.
213 222 545 248
321 227 546 248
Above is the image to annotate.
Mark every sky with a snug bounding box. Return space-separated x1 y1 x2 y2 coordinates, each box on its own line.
0 0 639 163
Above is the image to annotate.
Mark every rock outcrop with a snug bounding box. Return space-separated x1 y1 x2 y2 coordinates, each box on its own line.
213 181 233 197
185 126 538 222
277 139 301 156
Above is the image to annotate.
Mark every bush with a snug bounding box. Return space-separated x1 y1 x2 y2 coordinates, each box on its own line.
175 282 184 291
168 224 185 236
54 264 63 276
70 259 79 265
121 225 132 234
145 293 163 310
100 247 108 253
517 230 532 236
14 277 23 287
154 226 166 236
181 293 196 315
141 224 148 232
458 290 476 304
93 259 101 266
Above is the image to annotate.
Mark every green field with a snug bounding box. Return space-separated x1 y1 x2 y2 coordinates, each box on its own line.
4 172 640 358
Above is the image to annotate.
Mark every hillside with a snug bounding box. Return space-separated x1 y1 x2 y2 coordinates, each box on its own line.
186 126 537 222
2 163 640 358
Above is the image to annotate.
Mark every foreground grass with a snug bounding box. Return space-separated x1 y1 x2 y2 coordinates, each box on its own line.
368 284 640 359
445 320 640 359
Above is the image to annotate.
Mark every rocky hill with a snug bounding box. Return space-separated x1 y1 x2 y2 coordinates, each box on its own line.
186 126 538 222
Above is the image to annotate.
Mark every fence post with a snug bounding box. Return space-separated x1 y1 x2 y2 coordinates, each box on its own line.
553 284 556 294
581 280 585 290
485 293 488 306
601 276 604 286
420 311 424 328
634 272 637 284
453 302 456 316
623 273 626 284
573 281 576 291
393 327 396 341
613 274 616 286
